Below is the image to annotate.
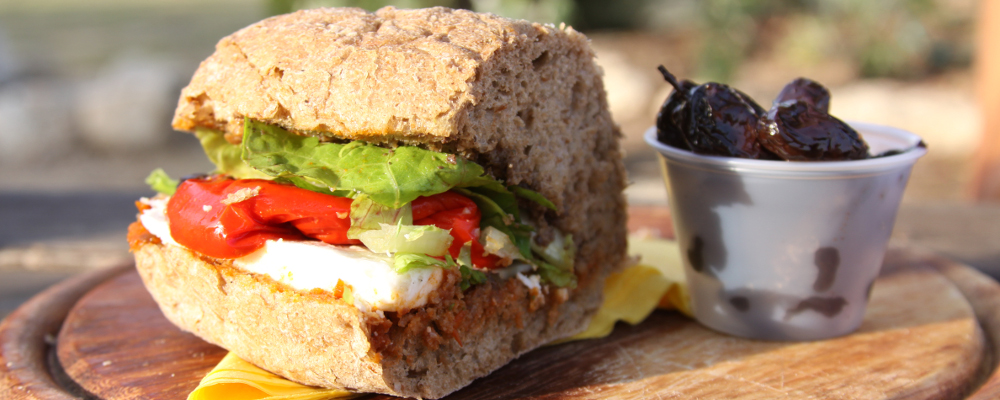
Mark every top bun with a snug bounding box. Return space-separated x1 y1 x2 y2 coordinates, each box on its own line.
172 7 625 246
173 7 601 146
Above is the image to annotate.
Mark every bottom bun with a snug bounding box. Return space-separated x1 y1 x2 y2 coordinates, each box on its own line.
131 224 609 399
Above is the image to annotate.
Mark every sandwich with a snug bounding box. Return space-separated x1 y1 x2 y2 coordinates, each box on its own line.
127 6 627 399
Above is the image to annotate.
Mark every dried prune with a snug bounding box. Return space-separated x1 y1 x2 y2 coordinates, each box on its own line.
774 78 830 113
685 82 763 158
655 66 695 150
758 100 869 161
654 68 867 161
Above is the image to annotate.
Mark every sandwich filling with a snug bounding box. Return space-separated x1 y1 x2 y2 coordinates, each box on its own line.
137 118 576 311
139 196 446 312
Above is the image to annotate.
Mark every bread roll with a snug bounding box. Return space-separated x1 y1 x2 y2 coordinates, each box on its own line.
135 6 627 398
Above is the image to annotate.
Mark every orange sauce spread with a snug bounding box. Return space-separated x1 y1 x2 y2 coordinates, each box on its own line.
332 279 345 300
127 220 160 251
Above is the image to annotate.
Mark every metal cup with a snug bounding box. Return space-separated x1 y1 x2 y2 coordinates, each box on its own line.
644 122 926 341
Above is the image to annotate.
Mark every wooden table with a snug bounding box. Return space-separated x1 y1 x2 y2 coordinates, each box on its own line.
4 206 1000 399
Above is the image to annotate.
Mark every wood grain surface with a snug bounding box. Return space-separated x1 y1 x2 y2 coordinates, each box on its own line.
5 206 1000 399
0 263 131 400
56 271 226 399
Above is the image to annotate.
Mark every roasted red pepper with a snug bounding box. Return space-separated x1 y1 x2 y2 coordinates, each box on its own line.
166 176 355 259
165 176 498 268
411 191 501 269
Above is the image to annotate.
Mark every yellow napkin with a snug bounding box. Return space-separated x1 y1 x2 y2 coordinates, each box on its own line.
566 237 690 340
629 235 692 315
188 353 359 400
189 237 688 400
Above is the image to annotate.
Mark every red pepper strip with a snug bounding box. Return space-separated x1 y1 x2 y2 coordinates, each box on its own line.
167 176 500 269
412 192 501 269
244 182 356 245
167 177 356 259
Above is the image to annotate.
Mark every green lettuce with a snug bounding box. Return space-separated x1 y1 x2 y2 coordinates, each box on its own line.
347 194 413 239
393 253 454 274
145 168 178 196
358 223 454 256
342 286 354 305
509 186 557 212
532 233 577 288
460 265 487 291
241 119 507 208
454 187 533 259
481 226 525 263
532 233 575 272
194 127 271 180
453 243 485 290
393 252 485 292
538 261 576 288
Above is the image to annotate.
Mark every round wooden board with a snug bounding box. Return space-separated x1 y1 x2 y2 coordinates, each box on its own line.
56 271 226 398
3 206 1000 399
51 251 989 400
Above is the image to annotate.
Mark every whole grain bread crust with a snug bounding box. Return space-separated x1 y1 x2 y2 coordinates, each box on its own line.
133 232 607 398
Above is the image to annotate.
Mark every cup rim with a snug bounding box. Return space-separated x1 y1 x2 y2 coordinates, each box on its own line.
643 121 927 173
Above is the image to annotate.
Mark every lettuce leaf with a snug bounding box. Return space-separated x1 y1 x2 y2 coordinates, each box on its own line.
241 119 507 208
454 187 533 259
145 168 178 196
457 184 578 288
393 254 485 292
347 194 413 239
393 253 454 274
194 127 271 180
532 233 575 272
538 260 577 288
531 233 577 288
510 186 557 212
358 223 454 257
481 226 525 263
342 286 354 304
450 241 487 290
460 265 487 291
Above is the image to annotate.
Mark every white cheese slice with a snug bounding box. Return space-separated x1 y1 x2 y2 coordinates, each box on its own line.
137 197 444 312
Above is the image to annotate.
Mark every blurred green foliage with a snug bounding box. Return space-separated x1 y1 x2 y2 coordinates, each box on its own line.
267 0 574 25
650 0 972 81
269 0 973 81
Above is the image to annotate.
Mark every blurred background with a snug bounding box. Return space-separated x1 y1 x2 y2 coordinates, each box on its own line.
1 0 998 317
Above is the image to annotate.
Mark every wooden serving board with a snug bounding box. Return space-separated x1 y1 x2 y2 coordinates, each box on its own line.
4 206 1000 399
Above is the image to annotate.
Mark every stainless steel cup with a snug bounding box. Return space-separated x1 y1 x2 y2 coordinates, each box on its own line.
644 122 926 341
